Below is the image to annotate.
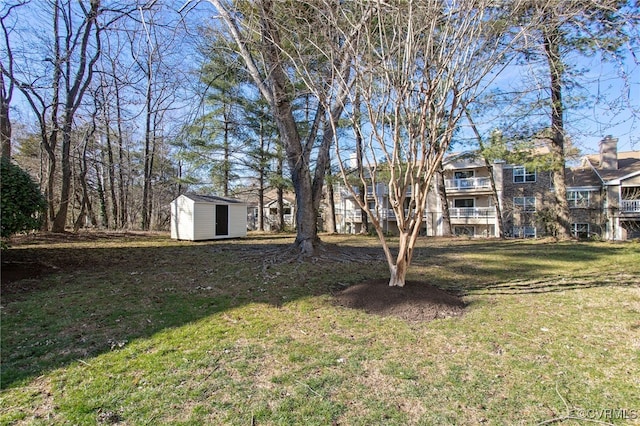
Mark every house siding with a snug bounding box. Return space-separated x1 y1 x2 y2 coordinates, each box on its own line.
333 143 638 240
502 167 555 237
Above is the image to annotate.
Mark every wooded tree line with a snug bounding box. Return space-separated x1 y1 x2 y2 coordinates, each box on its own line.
0 0 306 233
2 0 638 284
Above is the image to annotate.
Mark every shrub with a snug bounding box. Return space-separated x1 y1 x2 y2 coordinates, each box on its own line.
1 158 46 246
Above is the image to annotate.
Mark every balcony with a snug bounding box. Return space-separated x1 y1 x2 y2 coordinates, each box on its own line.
345 210 363 223
621 199 640 213
449 207 496 218
340 184 389 199
445 177 491 191
376 207 496 221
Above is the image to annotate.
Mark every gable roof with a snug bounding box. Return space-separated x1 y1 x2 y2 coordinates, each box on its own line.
584 151 640 184
181 193 245 204
442 151 486 169
565 166 602 188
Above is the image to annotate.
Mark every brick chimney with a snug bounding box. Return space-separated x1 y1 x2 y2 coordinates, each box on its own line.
599 135 618 170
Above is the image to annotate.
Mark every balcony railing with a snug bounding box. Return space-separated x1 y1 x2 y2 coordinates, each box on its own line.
354 207 497 221
345 211 363 222
445 177 491 191
621 200 640 212
449 207 496 218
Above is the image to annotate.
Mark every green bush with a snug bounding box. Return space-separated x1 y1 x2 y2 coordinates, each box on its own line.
1 158 46 246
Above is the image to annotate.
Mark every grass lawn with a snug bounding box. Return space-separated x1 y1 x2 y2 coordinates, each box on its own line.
1 233 639 425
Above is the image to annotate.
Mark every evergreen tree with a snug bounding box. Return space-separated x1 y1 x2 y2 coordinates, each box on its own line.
1 158 46 246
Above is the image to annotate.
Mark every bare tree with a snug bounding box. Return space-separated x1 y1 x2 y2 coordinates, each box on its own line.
131 2 195 230
2 1 140 232
201 0 368 255
318 1 526 286
0 2 23 159
504 1 638 238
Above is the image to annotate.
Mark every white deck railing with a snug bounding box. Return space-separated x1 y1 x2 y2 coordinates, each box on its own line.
445 177 491 191
621 200 640 212
345 207 497 221
449 207 496 218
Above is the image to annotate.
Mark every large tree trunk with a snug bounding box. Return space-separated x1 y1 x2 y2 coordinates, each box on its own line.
486 164 504 238
116 89 127 229
354 93 369 234
258 124 266 231
0 73 11 160
326 165 337 233
223 106 231 197
43 134 57 227
105 128 118 229
141 72 153 231
212 0 337 255
543 18 572 239
51 123 73 232
386 230 418 287
73 131 92 232
51 0 101 233
436 166 452 236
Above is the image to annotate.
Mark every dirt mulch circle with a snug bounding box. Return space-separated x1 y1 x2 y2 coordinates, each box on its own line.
334 279 466 322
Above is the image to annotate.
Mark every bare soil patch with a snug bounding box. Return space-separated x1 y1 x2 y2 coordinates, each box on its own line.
334 279 466 322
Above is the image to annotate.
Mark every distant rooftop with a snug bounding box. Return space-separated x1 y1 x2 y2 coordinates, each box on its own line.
585 151 640 182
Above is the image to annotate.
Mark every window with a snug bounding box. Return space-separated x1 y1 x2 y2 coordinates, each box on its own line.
513 226 536 238
454 171 475 188
454 198 475 208
572 223 589 239
513 166 536 183
514 197 536 212
455 170 474 179
454 226 474 236
567 190 591 208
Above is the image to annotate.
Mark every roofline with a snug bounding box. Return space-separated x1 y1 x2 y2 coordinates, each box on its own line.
601 169 640 186
584 158 607 184
180 194 247 204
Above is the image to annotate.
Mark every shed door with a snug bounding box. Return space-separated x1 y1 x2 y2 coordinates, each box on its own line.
215 204 229 236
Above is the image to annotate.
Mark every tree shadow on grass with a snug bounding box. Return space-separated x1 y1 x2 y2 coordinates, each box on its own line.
1 234 637 388
1 234 390 388
408 239 639 295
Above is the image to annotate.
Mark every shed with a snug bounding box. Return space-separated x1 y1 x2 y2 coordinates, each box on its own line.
170 194 247 241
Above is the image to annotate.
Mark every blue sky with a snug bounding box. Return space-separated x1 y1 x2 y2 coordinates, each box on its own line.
464 51 640 156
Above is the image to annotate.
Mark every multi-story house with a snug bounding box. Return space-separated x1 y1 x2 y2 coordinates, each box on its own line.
501 162 555 238
335 182 435 236
581 136 640 240
244 189 296 232
333 136 640 240
438 152 503 238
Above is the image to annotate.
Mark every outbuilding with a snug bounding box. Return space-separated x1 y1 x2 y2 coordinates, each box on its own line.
170 194 247 241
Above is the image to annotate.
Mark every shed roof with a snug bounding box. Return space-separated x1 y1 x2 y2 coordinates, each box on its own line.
181 193 246 204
